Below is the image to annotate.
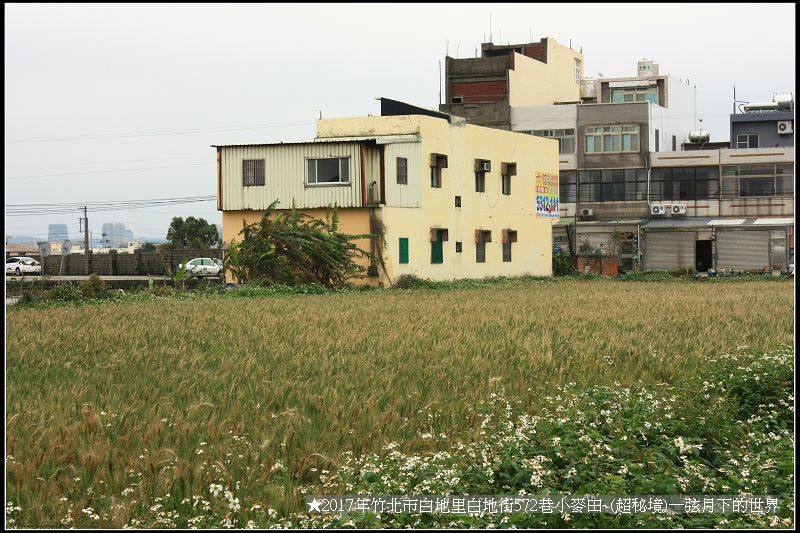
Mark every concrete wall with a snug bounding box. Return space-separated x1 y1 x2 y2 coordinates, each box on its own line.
730 113 795 148
439 101 511 129
577 102 650 169
507 40 582 107
8 249 224 276
649 80 696 152
510 104 577 132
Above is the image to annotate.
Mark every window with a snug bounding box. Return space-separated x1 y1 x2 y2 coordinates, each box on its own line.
475 230 491 263
475 171 485 192
451 96 463 104
307 157 350 184
396 157 408 185
455 196 461 207
585 125 639 154
399 238 409 264
501 162 516 195
455 242 462 253
430 153 447 188
502 229 517 262
574 58 581 84
655 129 659 152
721 164 793 198
651 167 720 202
474 159 490 192
430 228 448 264
610 86 658 104
559 170 577 203
736 134 759 149
578 168 647 202
532 129 576 154
672 135 677 151
242 159 265 186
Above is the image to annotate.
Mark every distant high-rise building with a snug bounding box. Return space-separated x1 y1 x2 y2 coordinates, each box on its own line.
48 224 68 242
125 229 134 243
101 222 128 247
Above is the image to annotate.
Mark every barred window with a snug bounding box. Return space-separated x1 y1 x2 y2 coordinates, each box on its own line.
242 159 265 186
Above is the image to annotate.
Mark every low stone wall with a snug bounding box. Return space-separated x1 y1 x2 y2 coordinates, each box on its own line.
6 249 224 276
570 255 619 276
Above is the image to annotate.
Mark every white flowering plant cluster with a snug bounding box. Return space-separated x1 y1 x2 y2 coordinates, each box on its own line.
267 347 793 529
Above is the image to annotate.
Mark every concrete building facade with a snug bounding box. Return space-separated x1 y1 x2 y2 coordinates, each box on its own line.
216 101 559 285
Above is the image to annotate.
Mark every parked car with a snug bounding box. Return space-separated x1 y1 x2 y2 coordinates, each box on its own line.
178 257 223 278
5 257 42 276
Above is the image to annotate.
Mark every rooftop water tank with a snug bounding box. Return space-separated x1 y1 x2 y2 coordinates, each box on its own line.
580 78 597 99
773 93 794 110
688 129 710 143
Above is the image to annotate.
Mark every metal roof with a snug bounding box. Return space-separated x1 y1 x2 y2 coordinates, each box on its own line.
211 138 374 148
643 217 794 229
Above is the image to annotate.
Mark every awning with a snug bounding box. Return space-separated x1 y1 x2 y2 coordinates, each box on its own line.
553 218 647 227
643 217 794 230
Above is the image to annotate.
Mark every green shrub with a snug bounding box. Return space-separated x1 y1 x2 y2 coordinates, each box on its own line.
393 274 422 289
552 251 577 276
79 273 109 299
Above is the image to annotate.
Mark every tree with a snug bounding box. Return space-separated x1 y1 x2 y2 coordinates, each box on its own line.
225 201 372 287
141 242 157 252
165 217 219 249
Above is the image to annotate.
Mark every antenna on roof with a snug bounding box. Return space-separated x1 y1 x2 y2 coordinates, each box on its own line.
529 25 532 42
489 12 492 43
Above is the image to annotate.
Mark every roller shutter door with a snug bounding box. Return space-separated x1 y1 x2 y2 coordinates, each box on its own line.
716 230 769 270
644 231 696 271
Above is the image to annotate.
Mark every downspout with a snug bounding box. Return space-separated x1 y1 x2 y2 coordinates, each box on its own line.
360 143 367 207
217 148 223 211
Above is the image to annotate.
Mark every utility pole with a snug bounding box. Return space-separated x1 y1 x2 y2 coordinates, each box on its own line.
79 206 90 274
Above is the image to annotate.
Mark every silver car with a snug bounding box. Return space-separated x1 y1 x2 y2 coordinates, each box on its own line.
178 257 223 278
6 257 42 276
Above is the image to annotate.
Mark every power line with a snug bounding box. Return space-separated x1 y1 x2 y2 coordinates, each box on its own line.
6 154 211 169
8 162 210 180
6 120 316 144
7 195 216 216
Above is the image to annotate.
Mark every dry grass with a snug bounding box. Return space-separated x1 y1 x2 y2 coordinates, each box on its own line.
5 279 793 526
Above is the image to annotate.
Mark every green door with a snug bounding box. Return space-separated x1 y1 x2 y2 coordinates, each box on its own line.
431 232 443 264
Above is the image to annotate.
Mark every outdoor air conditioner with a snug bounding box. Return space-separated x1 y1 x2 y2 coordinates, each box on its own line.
481 161 492 172
580 208 594 217
777 120 793 135
650 204 667 216
671 204 688 216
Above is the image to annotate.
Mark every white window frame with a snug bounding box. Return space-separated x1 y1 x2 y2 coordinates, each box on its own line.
574 58 581 85
584 125 639 154
532 129 576 155
306 157 351 186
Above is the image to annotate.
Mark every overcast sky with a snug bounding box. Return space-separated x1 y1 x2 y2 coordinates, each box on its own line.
5 3 795 242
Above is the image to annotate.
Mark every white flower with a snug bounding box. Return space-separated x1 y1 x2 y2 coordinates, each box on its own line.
209 484 223 497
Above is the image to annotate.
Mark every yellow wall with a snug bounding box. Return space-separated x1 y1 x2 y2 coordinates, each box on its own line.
318 115 558 281
508 38 583 107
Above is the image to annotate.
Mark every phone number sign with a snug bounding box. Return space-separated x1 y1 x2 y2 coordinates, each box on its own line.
535 171 559 218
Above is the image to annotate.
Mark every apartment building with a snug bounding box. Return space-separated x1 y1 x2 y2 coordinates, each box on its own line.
216 99 559 285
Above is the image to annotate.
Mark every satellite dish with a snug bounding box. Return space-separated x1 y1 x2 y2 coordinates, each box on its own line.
38 241 51 258
62 240 72 255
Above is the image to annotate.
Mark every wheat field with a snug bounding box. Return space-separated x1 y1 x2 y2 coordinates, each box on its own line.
5 280 794 526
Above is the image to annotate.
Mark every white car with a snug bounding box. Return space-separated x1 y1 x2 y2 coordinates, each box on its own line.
178 257 223 278
6 256 42 276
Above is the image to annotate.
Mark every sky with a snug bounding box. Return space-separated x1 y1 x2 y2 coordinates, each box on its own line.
5 3 795 242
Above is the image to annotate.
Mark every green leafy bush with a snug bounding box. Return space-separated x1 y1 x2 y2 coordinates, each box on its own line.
552 251 577 276
79 273 110 299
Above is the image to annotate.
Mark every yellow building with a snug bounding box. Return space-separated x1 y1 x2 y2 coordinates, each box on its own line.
216 101 559 285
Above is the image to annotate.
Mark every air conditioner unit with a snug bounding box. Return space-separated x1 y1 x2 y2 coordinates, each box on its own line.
671 204 688 216
580 208 594 217
650 204 667 216
777 120 793 135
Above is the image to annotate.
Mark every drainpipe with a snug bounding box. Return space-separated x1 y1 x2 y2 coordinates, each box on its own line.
360 143 367 207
